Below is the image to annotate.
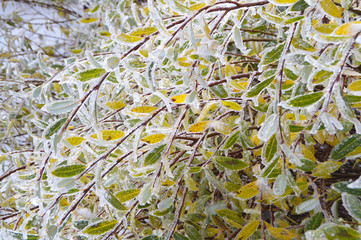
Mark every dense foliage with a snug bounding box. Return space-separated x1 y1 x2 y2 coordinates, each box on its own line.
1 0 361 239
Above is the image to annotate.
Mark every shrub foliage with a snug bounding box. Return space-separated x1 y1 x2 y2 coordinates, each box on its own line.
1 0 361 239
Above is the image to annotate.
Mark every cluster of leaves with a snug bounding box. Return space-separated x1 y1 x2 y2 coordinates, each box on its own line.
1 0 361 239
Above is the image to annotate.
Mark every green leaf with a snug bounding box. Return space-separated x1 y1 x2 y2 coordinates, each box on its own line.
288 92 324 107
47 100 78 114
330 134 361 160
184 224 201 240
76 68 106 82
45 118 67 139
83 220 117 235
263 43 285 65
289 125 305 132
261 156 279 178
74 220 89 230
7 231 40 240
292 36 316 52
344 95 361 103
224 130 241 149
215 156 248 171
342 193 361 222
115 189 141 202
210 85 228 98
273 173 287 195
216 209 243 223
173 232 189 240
291 0 309 11
246 76 274 98
51 164 86 178
264 134 277 162
313 161 342 177
144 144 166 166
332 181 361 196
305 212 323 231
295 198 319 214
297 158 316 172
105 191 127 210
142 236 160 240
322 225 360 240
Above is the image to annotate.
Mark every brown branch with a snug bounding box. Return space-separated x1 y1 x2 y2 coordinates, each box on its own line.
0 162 34 182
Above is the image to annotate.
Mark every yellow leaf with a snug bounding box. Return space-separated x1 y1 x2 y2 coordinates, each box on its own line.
106 101 126 110
236 220 260 240
320 0 343 18
237 182 259 199
212 121 232 135
66 136 85 146
171 94 188 103
189 121 211 132
71 49 83 54
285 113 307 121
92 130 125 140
265 222 297 240
334 21 361 36
300 144 317 162
139 49 148 58
225 64 237 77
222 100 242 111
348 80 361 91
130 26 157 36
117 33 142 43
270 0 298 5
131 106 158 113
190 3 206 11
141 134 166 144
184 173 199 191
99 31 111 37
54 83 62 93
80 18 98 23
59 197 70 207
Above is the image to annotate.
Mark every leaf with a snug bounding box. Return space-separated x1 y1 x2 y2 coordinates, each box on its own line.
115 189 141 202
131 106 158 113
215 156 248 171
270 0 298 5
330 134 361 160
264 134 277 162
171 94 188 103
261 156 279 178
83 220 117 235
173 232 190 240
296 198 319 214
141 134 166 144
221 100 242 111
297 158 316 172
101 130 125 140
47 100 78 114
184 224 201 240
205 169 227 194
216 209 242 223
45 118 67 139
335 22 361 36
237 182 259 199
105 191 127 210
263 43 285 65
265 222 297 240
224 130 241 149
292 36 316 52
305 212 323 231
210 85 229 98
322 225 360 239
7 231 40 240
117 33 143 43
260 11 284 24
313 160 342 177
320 0 343 18
130 26 157 36
66 136 85 146
106 101 126 110
51 164 86 178
80 18 98 23
189 121 211 132
144 144 166 166
332 181 361 196
291 0 309 11
76 68 106 82
273 173 287 195
348 80 361 91
236 220 260 240
184 173 199 191
246 76 274 98
288 92 323 107
342 193 361 223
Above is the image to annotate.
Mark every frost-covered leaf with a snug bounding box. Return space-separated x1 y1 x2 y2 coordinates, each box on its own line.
246 76 274 98
80 18 98 23
51 164 86 178
313 161 342 177
296 198 319 214
320 0 343 18
348 80 361 91
263 43 285 65
273 173 287 195
144 144 166 166
47 100 78 114
141 134 166 144
106 101 126 110
224 130 241 149
66 136 85 146
288 92 323 107
237 182 259 199
45 118 67 139
115 189 141 203
221 101 242 111
305 212 323 231
215 156 248 171
265 222 296 240
105 191 127 210
236 220 260 240
330 134 361 160
83 220 117 235
342 193 361 222
189 121 211 132
332 181 361 196
131 106 158 113
76 68 106 82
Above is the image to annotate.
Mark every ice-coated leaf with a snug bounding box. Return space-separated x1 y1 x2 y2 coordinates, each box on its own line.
292 36 316 52
291 0 309 11
264 134 277 162
205 169 227 194
184 173 199 191
260 11 284 24
184 224 201 240
270 0 298 5
76 68 106 82
117 33 142 43
221 100 242 111
131 106 158 113
144 144 166 166
7 231 40 240
47 100 78 114
224 130 241 149
348 80 361 91
139 183 152 205
332 181 361 196
105 191 127 210
335 21 361 36
141 134 166 144
313 161 342 177
246 76 274 98
330 134 361 160
45 118 67 139
297 158 316 172
296 198 319 214
262 43 285 65
173 232 189 240
210 85 228 98
273 173 287 196
236 220 260 240
189 121 211 132
171 94 188 103
265 222 297 240
258 114 279 142
66 136 85 146
305 212 323 231
320 0 343 18
261 156 279 177
342 193 361 222
215 156 248 171
51 164 86 178
92 130 125 140
80 18 98 23
83 220 117 235
115 189 141 202
322 225 360 239
237 182 259 199
106 101 126 110
130 26 157 36
288 92 323 107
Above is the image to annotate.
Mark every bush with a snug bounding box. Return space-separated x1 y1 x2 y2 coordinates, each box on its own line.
1 0 361 239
